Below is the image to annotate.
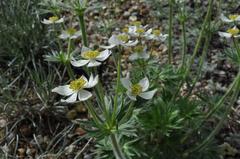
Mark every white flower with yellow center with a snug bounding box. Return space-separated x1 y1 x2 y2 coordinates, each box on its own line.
220 14 240 23
145 28 168 41
129 45 149 61
59 28 81 40
71 47 111 67
218 26 240 39
42 16 64 25
128 26 147 37
121 77 157 101
52 74 98 103
101 33 138 49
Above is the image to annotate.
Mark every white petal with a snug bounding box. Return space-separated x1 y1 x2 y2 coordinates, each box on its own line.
138 77 149 92
71 59 89 67
126 91 137 101
124 40 138 47
121 78 132 90
129 53 139 61
61 93 77 103
140 52 150 60
236 16 240 21
85 74 98 88
56 18 64 23
78 90 92 101
52 85 74 96
96 49 111 61
87 60 101 67
220 14 232 23
139 89 157 100
81 46 91 54
100 44 116 49
41 19 52 25
59 32 69 39
108 35 121 45
159 34 168 41
218 32 232 38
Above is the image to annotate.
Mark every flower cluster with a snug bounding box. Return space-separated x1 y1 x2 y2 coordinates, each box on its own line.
44 18 163 103
219 13 240 39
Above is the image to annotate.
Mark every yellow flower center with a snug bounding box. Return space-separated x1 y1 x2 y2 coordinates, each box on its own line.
131 84 142 96
227 28 239 36
82 50 100 59
69 76 87 91
229 14 239 20
67 28 77 35
133 45 144 53
136 27 145 34
49 16 59 22
153 29 161 36
122 27 129 33
117 34 129 42
130 21 142 27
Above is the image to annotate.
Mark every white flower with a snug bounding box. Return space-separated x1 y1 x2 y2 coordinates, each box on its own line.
42 16 64 25
218 26 240 39
71 46 111 67
129 45 149 61
59 28 81 40
101 34 138 49
220 14 240 23
121 77 157 101
52 74 98 103
128 25 147 37
144 28 168 41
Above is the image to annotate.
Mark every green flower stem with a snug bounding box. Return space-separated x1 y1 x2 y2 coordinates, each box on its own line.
66 38 74 79
78 13 88 47
168 0 174 64
52 23 62 51
187 68 240 154
181 14 187 67
186 0 213 75
112 52 121 122
172 0 213 101
182 67 240 145
233 38 240 60
110 134 126 159
85 101 103 127
119 102 134 125
186 30 212 97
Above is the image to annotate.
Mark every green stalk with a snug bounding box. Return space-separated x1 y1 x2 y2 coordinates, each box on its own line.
187 69 240 154
172 0 213 101
66 38 74 79
186 0 213 76
168 0 174 64
110 134 126 159
186 28 212 97
78 11 88 47
112 52 121 121
180 10 187 67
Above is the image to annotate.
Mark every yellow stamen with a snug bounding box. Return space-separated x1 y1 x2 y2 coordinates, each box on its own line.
153 29 161 36
136 27 145 34
227 28 239 36
133 45 144 53
131 84 142 96
49 16 59 22
122 27 129 33
130 21 142 27
69 76 87 91
67 28 77 35
117 34 129 42
229 14 239 21
82 50 100 59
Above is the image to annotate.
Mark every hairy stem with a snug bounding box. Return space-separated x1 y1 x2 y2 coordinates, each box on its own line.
110 134 126 159
78 13 88 47
168 0 174 64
